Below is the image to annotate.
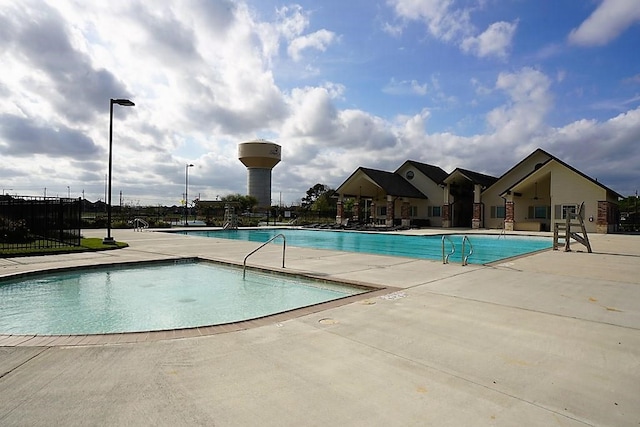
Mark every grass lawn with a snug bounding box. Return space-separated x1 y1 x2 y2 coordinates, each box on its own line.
0 238 128 258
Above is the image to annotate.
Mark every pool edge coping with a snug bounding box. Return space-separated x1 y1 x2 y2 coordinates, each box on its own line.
0 257 398 347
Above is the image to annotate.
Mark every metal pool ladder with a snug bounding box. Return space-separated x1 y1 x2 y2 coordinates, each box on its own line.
442 235 455 264
243 233 286 278
442 235 474 265
461 235 474 266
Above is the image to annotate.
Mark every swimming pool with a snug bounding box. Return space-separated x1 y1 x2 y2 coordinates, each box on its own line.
0 260 367 335
179 229 552 264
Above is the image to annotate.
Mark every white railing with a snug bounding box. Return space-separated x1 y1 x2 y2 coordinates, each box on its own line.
132 218 149 231
243 233 286 278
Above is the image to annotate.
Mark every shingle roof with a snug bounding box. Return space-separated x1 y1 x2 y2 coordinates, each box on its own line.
490 148 623 199
452 168 499 187
404 160 449 184
360 168 427 199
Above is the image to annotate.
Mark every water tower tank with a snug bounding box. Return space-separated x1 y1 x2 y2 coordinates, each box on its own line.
238 140 281 207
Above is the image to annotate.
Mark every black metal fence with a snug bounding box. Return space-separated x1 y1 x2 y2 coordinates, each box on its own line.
0 196 83 251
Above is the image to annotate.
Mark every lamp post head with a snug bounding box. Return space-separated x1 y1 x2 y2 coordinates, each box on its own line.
187 163 194 167
111 98 135 107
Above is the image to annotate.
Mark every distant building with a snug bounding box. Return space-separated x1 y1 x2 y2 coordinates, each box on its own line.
335 148 621 233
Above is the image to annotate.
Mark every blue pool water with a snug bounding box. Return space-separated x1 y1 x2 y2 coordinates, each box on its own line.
180 229 552 264
0 261 365 335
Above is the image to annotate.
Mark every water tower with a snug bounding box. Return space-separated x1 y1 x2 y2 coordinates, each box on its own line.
238 140 281 207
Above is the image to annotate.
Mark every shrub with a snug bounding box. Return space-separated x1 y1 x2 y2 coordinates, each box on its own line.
0 217 32 243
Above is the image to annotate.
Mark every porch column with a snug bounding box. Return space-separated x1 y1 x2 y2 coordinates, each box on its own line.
472 183 483 229
442 184 451 228
472 203 483 229
352 197 360 222
370 201 376 224
504 198 515 231
386 195 394 227
596 200 616 233
335 196 343 224
401 199 410 227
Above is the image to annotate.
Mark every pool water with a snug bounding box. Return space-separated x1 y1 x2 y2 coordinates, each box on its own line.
0 261 365 335
181 229 552 264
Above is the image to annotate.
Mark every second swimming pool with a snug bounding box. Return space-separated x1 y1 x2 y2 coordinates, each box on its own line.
179 229 552 264
0 260 368 335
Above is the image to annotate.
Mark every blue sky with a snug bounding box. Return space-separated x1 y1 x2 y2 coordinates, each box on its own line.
0 0 639 206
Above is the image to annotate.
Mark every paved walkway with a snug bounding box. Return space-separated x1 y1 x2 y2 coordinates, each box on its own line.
1 228 639 426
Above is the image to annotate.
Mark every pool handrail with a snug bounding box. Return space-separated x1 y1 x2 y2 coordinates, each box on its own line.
442 235 455 264
462 235 473 266
243 233 286 278
132 218 149 231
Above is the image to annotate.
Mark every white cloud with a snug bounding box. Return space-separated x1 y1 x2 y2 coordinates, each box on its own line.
487 67 553 143
276 4 309 40
388 0 470 42
0 0 637 204
569 0 640 46
387 0 516 58
382 78 428 95
461 21 518 59
288 29 337 62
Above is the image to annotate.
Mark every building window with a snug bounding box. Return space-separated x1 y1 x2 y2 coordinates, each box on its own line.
529 205 550 219
561 204 577 219
428 206 441 217
410 206 418 217
534 206 548 219
379 206 387 216
491 206 505 218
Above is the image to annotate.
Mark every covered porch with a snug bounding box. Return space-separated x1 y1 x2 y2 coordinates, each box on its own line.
335 168 427 227
502 172 552 232
442 169 498 229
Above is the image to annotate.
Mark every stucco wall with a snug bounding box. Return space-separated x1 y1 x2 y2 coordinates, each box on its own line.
396 164 445 226
549 164 604 233
482 151 552 229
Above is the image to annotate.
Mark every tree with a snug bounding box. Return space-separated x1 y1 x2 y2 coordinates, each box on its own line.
221 194 259 212
301 184 336 211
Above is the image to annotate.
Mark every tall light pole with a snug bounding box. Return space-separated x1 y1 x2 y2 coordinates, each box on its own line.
184 163 194 226
104 98 135 244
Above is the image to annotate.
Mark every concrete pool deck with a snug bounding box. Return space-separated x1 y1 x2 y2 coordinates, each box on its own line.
1 228 639 426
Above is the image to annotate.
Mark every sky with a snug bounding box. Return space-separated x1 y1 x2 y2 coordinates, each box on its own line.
0 0 639 207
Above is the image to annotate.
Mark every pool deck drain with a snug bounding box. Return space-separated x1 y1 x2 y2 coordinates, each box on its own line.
0 228 639 426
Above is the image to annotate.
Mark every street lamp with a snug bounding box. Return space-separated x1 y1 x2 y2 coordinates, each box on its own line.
184 163 194 226
104 98 135 244
2 188 12 196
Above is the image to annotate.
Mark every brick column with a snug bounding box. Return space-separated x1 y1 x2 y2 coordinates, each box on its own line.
596 200 616 233
472 202 483 229
401 200 410 227
336 199 343 224
442 204 451 228
504 200 514 231
352 199 360 222
386 195 394 227
370 201 376 224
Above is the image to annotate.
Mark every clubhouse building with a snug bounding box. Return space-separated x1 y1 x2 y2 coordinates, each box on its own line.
335 148 621 234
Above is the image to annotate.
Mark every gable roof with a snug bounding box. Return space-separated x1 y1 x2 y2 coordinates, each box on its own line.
359 167 428 199
402 160 449 184
496 148 623 199
445 168 498 188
